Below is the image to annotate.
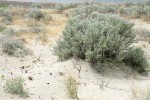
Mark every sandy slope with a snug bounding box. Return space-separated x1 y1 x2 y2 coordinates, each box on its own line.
0 18 150 100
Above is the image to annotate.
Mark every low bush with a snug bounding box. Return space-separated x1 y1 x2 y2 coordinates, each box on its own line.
2 29 17 36
72 4 118 17
27 21 46 34
54 6 148 73
28 7 44 20
4 77 28 97
2 10 13 25
0 36 30 56
55 4 64 13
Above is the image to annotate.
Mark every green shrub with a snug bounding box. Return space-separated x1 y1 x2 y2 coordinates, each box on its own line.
2 10 13 25
0 8 5 17
32 3 43 8
0 36 30 56
142 6 150 21
72 4 117 17
4 77 28 97
118 6 141 19
55 13 132 62
55 4 64 13
123 48 148 73
0 3 8 8
2 29 17 36
28 7 44 20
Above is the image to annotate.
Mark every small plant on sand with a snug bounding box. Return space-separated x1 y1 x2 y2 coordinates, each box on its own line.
4 77 29 97
66 76 78 99
0 36 30 56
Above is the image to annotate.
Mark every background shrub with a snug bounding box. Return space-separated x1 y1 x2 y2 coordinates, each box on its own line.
55 4 64 13
0 36 30 56
28 7 44 20
2 10 13 25
2 29 17 36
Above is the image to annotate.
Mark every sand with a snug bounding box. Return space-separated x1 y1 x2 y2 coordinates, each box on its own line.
1 10 150 100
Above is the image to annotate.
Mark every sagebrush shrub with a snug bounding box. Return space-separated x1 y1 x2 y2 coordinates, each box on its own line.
2 10 13 25
55 4 64 13
0 36 30 56
71 4 117 17
118 6 141 18
28 7 44 20
2 29 17 36
4 77 28 97
54 6 148 72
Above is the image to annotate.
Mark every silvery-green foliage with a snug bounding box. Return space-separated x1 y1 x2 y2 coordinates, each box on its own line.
28 7 44 20
55 13 134 62
2 29 16 36
4 77 28 97
0 36 30 56
2 10 12 25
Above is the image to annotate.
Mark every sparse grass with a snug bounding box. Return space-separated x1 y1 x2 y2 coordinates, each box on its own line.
65 76 78 99
27 20 46 34
4 77 29 97
38 32 48 43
